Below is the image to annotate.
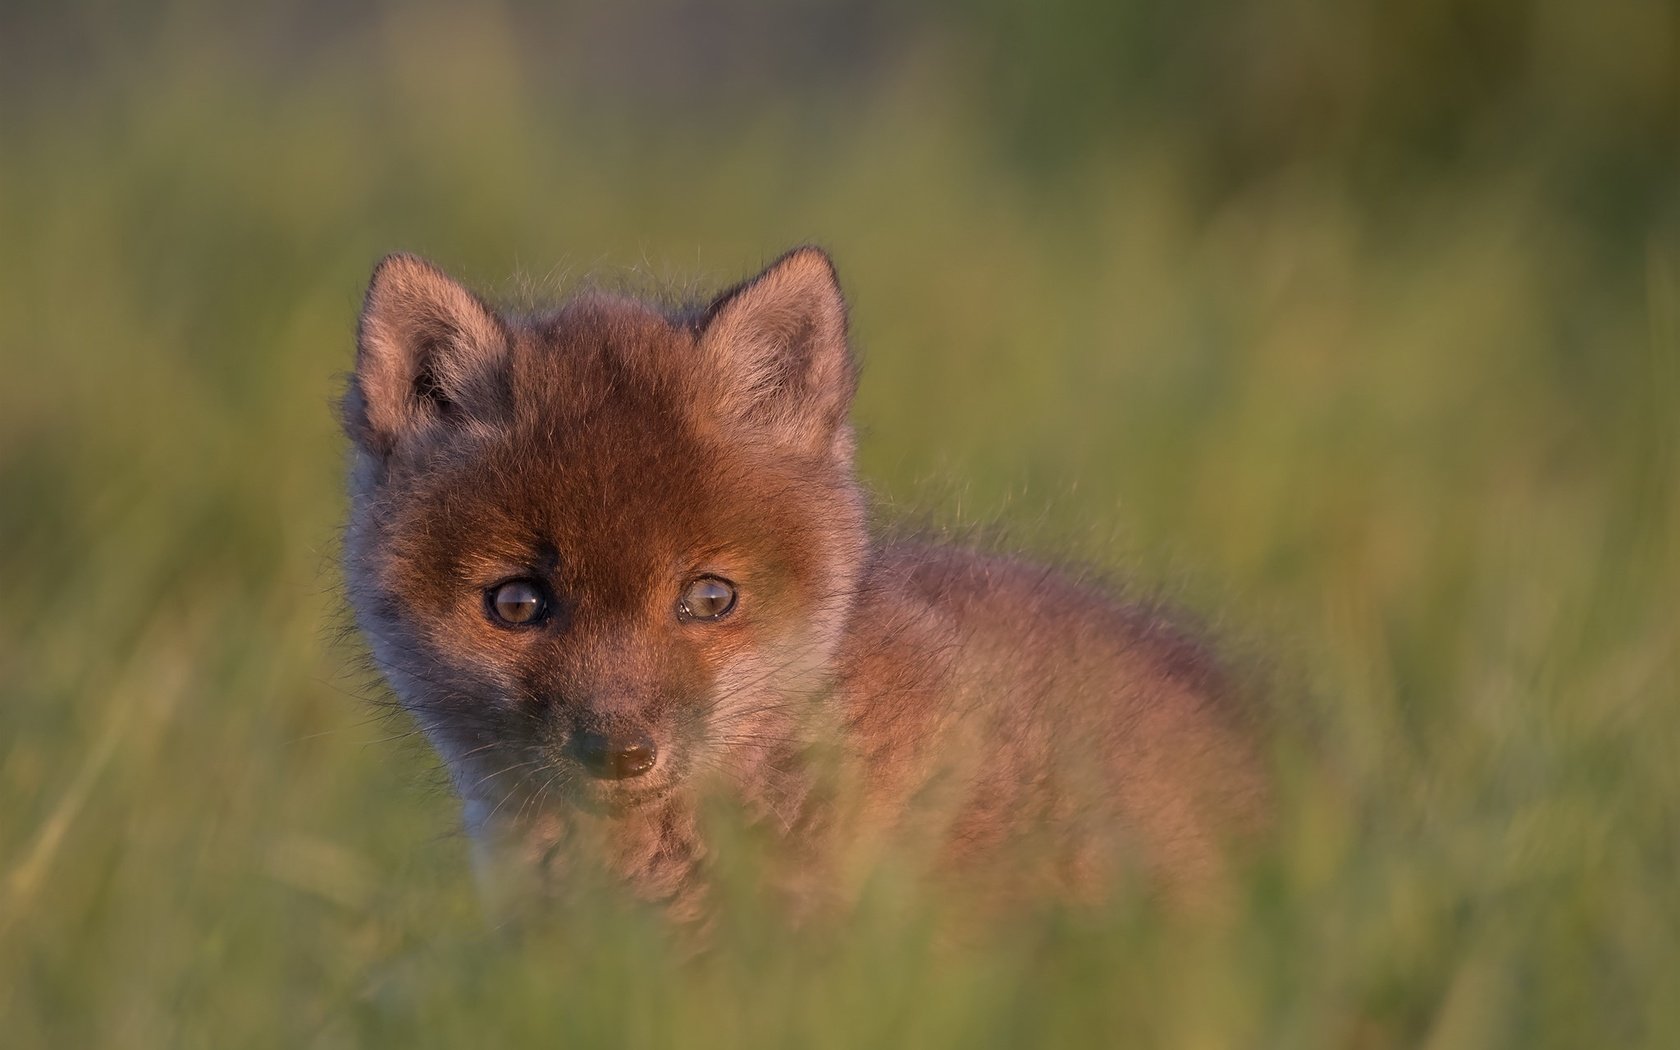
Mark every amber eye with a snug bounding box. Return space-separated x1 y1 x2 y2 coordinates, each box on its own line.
678 576 737 622
486 579 547 626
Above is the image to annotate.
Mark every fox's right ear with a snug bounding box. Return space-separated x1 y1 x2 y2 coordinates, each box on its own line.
343 253 510 458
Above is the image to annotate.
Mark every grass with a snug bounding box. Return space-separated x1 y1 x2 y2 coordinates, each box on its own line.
1 5 1676 1046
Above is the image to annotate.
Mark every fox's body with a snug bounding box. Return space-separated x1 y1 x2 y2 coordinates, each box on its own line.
342 248 1266 918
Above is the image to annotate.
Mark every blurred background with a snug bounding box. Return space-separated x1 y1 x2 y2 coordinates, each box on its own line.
1 1 1675 1046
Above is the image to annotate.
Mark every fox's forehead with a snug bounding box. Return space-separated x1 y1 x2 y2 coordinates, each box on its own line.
504 293 702 425
385 441 714 626
429 382 727 567
383 435 835 636
488 299 734 547
386 364 812 607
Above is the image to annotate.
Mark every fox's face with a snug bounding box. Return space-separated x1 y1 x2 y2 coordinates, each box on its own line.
341 250 866 822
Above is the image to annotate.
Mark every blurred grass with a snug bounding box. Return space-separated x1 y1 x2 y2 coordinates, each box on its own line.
1 1 1677 1046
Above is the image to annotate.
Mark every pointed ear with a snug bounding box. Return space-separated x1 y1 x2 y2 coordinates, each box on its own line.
343 253 511 457
697 247 856 460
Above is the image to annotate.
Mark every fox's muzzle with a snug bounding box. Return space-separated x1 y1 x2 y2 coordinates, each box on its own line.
571 729 658 780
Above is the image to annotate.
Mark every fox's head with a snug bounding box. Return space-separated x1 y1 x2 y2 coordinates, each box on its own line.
341 249 867 822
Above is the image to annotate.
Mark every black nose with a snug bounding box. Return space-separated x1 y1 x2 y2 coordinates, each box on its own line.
573 730 657 780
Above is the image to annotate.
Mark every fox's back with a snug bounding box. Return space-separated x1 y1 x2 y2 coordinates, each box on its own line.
837 542 1268 895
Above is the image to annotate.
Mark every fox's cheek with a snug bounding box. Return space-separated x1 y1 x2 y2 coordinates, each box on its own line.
373 600 535 700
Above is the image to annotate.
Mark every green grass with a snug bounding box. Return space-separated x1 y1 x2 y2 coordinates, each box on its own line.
2 5 1676 1046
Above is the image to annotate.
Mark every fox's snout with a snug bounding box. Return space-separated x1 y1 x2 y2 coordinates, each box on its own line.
569 728 658 780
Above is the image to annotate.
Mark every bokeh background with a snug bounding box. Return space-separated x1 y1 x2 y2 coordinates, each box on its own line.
2 1 1676 1046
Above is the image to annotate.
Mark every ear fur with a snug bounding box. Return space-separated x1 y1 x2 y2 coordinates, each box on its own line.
344 253 510 457
698 246 856 460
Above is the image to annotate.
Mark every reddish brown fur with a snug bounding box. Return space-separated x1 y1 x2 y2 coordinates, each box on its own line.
341 248 1267 920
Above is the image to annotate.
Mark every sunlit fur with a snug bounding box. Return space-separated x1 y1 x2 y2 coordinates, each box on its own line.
342 248 1268 920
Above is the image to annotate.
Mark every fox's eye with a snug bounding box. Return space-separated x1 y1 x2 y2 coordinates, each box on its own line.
679 576 737 623
487 579 548 626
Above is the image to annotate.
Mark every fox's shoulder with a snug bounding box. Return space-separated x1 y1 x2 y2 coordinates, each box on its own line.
867 540 1183 643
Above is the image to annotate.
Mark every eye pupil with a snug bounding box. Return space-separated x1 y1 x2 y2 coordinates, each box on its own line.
681 576 737 622
488 580 546 625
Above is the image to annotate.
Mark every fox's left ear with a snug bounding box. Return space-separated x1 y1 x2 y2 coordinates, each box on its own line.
698 246 856 461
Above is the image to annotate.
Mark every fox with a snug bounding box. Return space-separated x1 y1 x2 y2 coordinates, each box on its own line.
340 246 1268 923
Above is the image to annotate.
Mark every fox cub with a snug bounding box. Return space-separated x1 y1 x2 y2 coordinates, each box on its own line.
342 247 1267 919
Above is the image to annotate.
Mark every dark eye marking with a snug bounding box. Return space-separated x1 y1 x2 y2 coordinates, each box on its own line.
485 578 549 627
678 576 737 623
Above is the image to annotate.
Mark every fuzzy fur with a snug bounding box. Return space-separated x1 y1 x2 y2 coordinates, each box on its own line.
340 248 1268 921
